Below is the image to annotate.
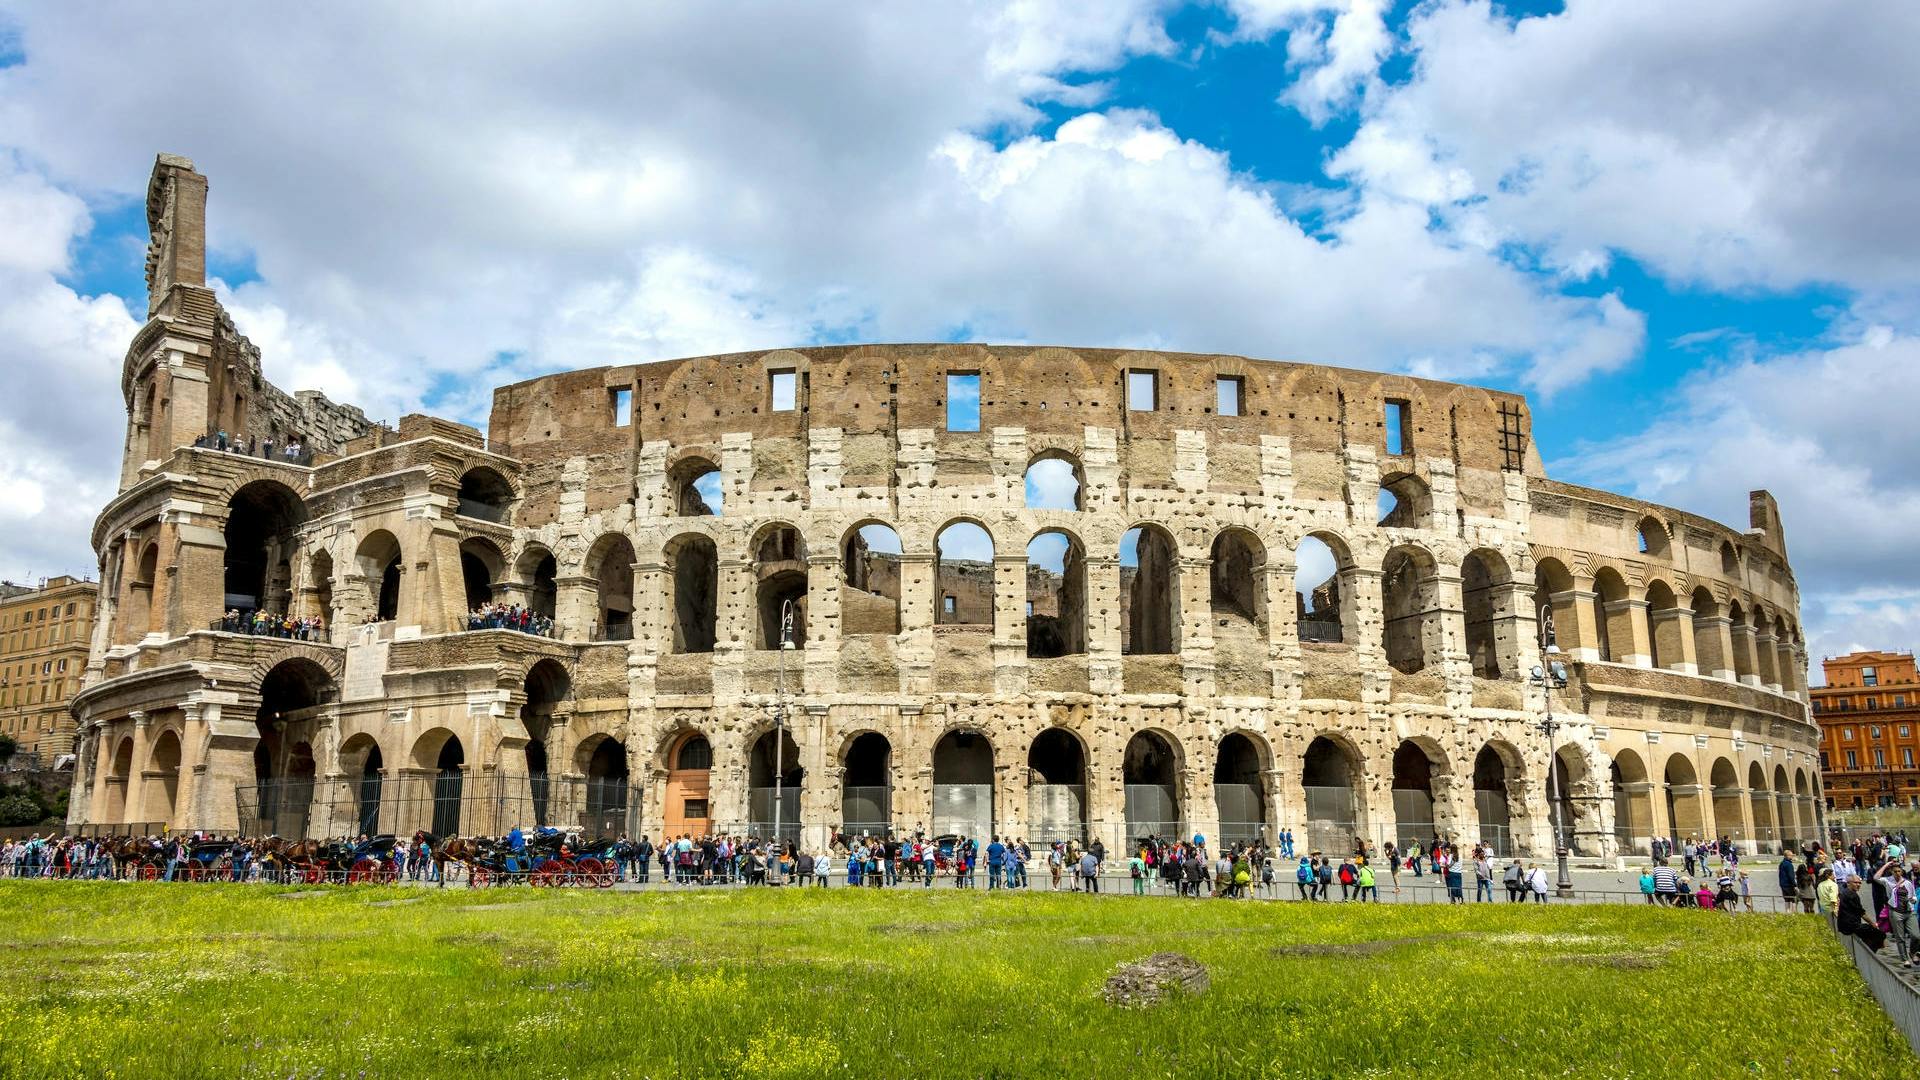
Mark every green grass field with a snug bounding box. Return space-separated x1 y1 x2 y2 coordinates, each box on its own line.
0 882 1907 1078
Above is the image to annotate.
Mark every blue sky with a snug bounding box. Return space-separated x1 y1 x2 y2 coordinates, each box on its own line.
1 1 1918 675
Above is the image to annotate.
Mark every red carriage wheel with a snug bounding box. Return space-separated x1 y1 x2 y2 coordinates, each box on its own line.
576 857 612 888
532 859 563 887
141 864 159 881
471 867 491 888
349 857 376 884
302 864 323 885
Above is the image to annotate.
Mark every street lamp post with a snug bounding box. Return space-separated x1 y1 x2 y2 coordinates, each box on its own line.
770 599 796 882
1529 604 1574 897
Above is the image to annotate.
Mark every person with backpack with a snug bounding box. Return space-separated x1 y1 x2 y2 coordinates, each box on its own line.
1355 859 1376 902
1336 858 1356 901
1295 857 1314 901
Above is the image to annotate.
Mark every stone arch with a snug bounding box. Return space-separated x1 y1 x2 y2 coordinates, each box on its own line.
1214 731 1271 845
131 541 161 637
841 521 902 636
1611 748 1653 855
224 479 308 615
459 536 506 613
1302 733 1367 854
1533 556 1580 657
515 543 558 621
143 728 183 827
104 735 135 823
665 532 719 653
1377 471 1431 528
1751 607 1780 688
355 530 404 622
1381 543 1442 674
752 522 808 649
340 732 386 836
455 466 515 523
669 454 724 517
576 734 632 835
1663 753 1704 842
839 730 894 836
1472 741 1521 855
748 726 805 842
427 732 466 837
411 727 464 772
1635 515 1672 559
1549 743 1598 854
1747 760 1775 852
585 532 638 641
1121 523 1179 655
1024 450 1083 511
1719 541 1741 578
1591 566 1630 664
1026 528 1086 657
1027 727 1090 843
1123 728 1183 843
519 658 571 826
1296 529 1356 644
934 519 995 629
1709 757 1745 845
1792 766 1812 843
1644 579 1681 671
1461 548 1517 679
931 727 995 839
1391 737 1452 845
1209 527 1266 629
660 726 713 838
304 549 334 625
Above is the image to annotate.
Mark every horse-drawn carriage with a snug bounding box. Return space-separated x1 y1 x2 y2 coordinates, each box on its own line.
184 840 240 881
460 828 615 888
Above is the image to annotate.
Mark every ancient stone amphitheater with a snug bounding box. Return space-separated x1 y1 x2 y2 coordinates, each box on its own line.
68 155 1825 858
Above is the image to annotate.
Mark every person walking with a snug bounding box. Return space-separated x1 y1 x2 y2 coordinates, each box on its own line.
1525 863 1550 903
1079 848 1100 894
1474 853 1494 903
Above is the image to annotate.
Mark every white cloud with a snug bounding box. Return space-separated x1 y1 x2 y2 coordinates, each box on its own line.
1341 0 1920 295
1556 327 1920 669
1221 0 1393 124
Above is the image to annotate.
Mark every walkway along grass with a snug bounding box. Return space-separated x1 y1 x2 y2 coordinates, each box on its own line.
0 882 1908 1078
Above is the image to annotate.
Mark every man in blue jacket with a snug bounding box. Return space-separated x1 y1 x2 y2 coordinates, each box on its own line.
1777 852 1797 902
986 836 1006 890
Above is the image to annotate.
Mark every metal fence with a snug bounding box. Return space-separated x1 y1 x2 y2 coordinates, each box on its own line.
1215 783 1264 846
1027 783 1086 844
236 772 646 839
1124 784 1182 844
931 783 992 838
840 786 891 837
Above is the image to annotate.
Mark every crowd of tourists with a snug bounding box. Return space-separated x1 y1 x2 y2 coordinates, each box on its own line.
466 602 554 636
191 429 308 463
1779 830 1919 970
220 608 327 640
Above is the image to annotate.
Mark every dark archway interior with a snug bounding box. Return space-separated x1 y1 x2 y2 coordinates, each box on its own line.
757 570 808 649
461 552 493 610
1473 746 1508 791
1124 527 1177 655
1026 531 1085 658
749 729 804 789
1209 531 1262 624
456 468 513 523
527 553 557 620
1123 732 1177 786
224 482 306 611
1302 736 1354 788
1028 728 1086 784
672 537 718 653
844 732 891 787
932 730 993 784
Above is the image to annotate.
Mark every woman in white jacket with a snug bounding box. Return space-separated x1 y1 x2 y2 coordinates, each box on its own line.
1526 864 1550 903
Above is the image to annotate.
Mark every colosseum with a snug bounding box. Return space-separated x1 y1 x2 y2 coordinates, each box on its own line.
66 154 1826 860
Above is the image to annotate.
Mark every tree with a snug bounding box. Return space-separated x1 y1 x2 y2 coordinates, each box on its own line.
0 792 39 827
0 733 16 767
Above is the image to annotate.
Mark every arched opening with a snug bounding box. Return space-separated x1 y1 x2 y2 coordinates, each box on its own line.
1548 745 1587 853
432 735 466 837
749 727 804 843
1690 587 1726 677
305 550 334 625
1123 730 1181 844
931 729 994 839
935 522 995 629
841 524 902 636
1382 544 1442 674
145 729 183 827
588 533 637 641
1752 609 1779 688
1592 567 1630 664
1533 557 1580 658
1719 541 1740 578
1613 750 1652 856
105 737 134 822
1295 533 1351 643
1026 728 1089 844
1026 530 1085 657
516 545 558 621
841 732 892 836
1214 733 1268 846
582 737 630 836
1209 528 1265 628
224 481 307 615
1302 735 1361 854
667 534 718 653
1024 454 1083 511
662 731 712 837
340 736 384 836
1710 758 1745 845
1392 740 1441 846
1793 770 1813 840
1473 744 1514 856
1377 472 1431 528
754 524 808 649
356 530 404 623
1636 516 1670 558
456 467 514 523
521 659 570 827
1663 754 1703 842
1748 761 1774 853
671 457 723 517
1121 524 1178 655
1727 601 1755 682
132 543 161 638
253 658 334 837
1773 764 1794 848
1461 549 1513 679
1645 580 1681 671
459 537 504 614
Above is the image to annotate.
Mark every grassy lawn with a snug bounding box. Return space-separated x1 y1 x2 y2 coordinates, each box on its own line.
0 882 1907 1079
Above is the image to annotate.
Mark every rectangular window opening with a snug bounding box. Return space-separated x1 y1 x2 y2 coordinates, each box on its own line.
683 799 708 820
609 387 632 427
1385 399 1412 455
946 372 981 432
1127 370 1157 412
942 595 957 616
1215 376 1243 417
770 369 798 412
1864 666 1878 686
1846 750 1858 769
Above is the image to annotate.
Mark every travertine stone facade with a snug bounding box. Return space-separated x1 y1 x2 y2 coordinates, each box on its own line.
67 154 1825 857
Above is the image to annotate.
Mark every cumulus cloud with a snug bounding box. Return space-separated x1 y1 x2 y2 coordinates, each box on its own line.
1221 0 1393 124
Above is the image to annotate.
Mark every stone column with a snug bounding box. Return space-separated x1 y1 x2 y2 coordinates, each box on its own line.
554 575 597 642
171 704 208 834
1754 627 1781 692
1265 558 1299 701
1729 621 1760 687
1489 580 1534 681
191 701 260 835
712 557 752 700
806 554 841 696
123 712 153 824
1651 605 1698 674
897 552 936 696
1552 586 1601 663
632 560 668 655
1433 569 1472 707
991 554 1028 697
1609 594 1653 668
1344 567 1390 704
1178 555 1215 700
1696 614 1736 680
88 721 115 825
1085 554 1123 696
